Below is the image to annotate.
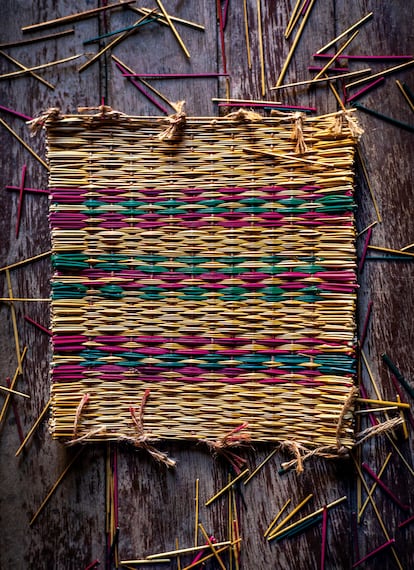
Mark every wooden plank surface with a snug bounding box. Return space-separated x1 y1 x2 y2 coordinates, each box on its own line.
0 1 413 568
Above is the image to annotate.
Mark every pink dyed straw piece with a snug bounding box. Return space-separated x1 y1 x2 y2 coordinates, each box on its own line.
358 226 372 272
361 462 410 511
352 539 395 568
122 72 229 78
6 185 50 195
347 77 385 103
359 300 372 348
16 164 27 238
398 514 414 529
313 53 414 60
0 105 33 121
301 0 311 14
24 315 52 336
114 61 169 115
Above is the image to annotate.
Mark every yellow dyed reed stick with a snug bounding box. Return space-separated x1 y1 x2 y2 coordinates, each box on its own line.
131 7 205 31
0 50 54 90
198 523 226 570
0 251 51 273
231 486 240 570
357 398 410 410
354 407 398 414
0 54 83 81
397 396 409 440
312 30 359 81
284 0 305 39
155 0 190 58
0 119 49 170
368 245 414 258
360 349 384 402
257 0 265 96
176 538 181 570
268 496 347 541
30 448 83 525
357 221 378 237
316 12 373 54
0 385 29 398
356 147 382 222
400 242 414 251
346 59 414 89
274 0 316 87
15 399 51 456
146 541 232 560
385 434 414 477
243 146 334 167
194 478 199 547
22 0 135 32
358 453 392 522
264 498 291 538
6 270 22 373
181 544 236 570
328 80 346 111
244 448 278 485
272 68 370 90
243 0 251 68
0 346 28 423
79 14 151 72
267 493 313 538
205 468 249 506
352 457 403 570
0 28 74 49
396 80 414 113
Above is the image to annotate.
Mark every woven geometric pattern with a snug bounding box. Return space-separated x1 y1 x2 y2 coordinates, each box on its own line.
47 112 358 447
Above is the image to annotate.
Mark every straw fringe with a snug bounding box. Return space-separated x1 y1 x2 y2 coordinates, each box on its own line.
224 108 263 122
291 112 307 154
158 100 186 140
336 385 358 448
27 107 62 135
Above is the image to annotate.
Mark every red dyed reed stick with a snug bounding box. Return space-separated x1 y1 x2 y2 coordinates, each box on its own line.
16 165 27 238
314 53 414 60
361 462 410 511
359 300 372 349
352 539 395 568
24 315 52 336
216 0 227 73
5 185 50 195
398 514 414 529
358 226 372 272
122 72 229 78
0 105 33 121
346 77 385 103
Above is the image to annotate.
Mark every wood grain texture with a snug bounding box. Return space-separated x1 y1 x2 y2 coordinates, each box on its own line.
0 1 413 569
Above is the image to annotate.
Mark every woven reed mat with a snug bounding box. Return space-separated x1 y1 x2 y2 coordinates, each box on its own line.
44 108 359 451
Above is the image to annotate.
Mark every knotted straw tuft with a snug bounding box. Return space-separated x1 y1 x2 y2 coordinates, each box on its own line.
158 100 186 141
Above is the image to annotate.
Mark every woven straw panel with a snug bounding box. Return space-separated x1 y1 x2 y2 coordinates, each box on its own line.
46 112 358 448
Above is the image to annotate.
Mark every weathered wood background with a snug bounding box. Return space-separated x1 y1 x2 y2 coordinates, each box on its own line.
1 1 413 568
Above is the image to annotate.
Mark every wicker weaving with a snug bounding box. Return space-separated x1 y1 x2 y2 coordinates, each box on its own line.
45 108 359 451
